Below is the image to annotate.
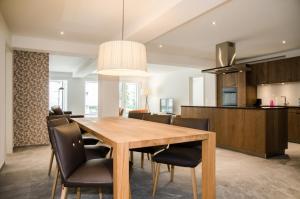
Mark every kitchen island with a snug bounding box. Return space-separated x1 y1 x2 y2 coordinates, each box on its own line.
181 106 288 158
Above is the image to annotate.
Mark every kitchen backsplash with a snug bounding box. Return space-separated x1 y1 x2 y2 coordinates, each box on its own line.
257 82 300 106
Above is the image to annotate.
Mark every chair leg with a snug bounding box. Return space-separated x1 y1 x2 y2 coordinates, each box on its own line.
109 148 113 158
150 155 155 184
170 165 175 182
76 187 81 199
130 151 134 163
147 153 150 160
152 163 161 197
60 186 68 199
48 149 54 176
141 153 144 169
191 168 198 199
51 166 59 199
98 188 103 199
167 164 170 172
129 182 132 199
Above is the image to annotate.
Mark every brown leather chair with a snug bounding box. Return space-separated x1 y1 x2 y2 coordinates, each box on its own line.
49 105 84 118
47 118 111 199
50 122 113 199
130 114 172 181
48 105 98 145
47 117 110 177
128 111 150 120
152 117 209 199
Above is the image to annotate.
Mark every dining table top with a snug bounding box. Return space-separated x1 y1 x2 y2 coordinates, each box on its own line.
72 117 213 148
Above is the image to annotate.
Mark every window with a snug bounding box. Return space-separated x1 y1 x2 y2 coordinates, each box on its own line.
49 80 68 110
85 81 98 116
119 82 139 114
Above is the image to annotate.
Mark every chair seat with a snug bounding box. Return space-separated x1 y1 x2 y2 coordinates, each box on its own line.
152 147 202 168
130 146 165 154
85 145 110 159
65 159 113 187
83 137 100 145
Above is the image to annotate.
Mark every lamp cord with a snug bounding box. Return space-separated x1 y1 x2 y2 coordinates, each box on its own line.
122 0 125 40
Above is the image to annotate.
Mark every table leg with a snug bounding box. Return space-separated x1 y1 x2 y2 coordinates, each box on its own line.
202 133 216 199
113 143 130 199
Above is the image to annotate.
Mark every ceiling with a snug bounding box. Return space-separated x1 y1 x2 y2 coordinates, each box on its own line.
147 0 300 60
0 0 181 43
1 0 300 73
49 54 91 73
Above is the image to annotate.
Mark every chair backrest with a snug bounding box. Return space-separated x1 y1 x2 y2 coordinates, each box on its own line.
51 122 87 181
143 114 172 124
128 112 151 120
172 117 209 148
51 105 64 115
47 117 70 145
48 117 69 128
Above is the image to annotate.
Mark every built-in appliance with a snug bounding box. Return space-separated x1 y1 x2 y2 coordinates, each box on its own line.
254 99 262 107
222 87 237 106
160 98 174 114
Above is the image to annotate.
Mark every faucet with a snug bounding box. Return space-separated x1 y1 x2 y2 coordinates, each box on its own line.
281 96 288 106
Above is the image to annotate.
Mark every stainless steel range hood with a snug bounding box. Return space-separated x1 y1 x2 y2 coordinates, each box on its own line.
216 41 236 67
202 41 250 74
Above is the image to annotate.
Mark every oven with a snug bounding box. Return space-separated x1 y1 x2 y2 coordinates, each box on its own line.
222 87 237 106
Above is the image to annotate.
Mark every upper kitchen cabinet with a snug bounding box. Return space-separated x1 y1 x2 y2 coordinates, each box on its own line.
289 57 300 82
267 59 290 83
247 56 300 85
247 62 268 85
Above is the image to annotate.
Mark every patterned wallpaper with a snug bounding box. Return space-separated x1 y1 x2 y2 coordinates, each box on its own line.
13 50 49 147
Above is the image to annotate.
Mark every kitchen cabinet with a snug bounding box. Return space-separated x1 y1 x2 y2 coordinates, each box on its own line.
289 57 300 82
267 59 289 83
247 56 300 85
288 108 300 143
247 63 268 85
181 106 288 158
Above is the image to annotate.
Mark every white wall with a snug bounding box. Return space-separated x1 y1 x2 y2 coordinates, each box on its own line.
0 12 11 168
148 67 216 114
5 48 13 154
257 82 300 106
50 72 98 115
98 75 119 118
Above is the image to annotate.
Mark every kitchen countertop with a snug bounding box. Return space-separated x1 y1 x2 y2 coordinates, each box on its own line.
180 105 300 109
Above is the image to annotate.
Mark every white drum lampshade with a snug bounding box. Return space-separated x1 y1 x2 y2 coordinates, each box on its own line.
97 40 148 76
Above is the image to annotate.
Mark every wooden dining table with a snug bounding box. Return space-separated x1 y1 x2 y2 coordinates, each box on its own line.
72 117 216 199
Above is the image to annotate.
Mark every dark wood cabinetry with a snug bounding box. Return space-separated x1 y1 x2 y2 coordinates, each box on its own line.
247 56 300 85
288 108 300 144
181 106 288 158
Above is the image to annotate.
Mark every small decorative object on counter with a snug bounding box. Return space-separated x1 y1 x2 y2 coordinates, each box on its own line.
270 99 275 107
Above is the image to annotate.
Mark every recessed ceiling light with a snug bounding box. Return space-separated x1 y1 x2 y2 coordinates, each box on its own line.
159 44 163 48
282 40 286 44
60 31 64 35
212 21 216 25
